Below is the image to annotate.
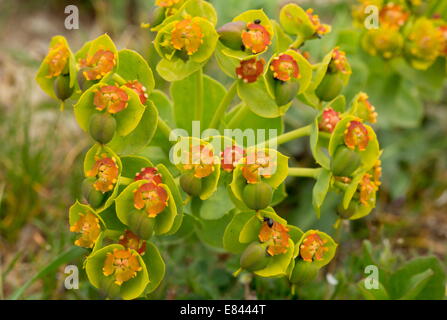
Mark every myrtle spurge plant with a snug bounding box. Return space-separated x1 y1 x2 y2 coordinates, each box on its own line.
354 0 447 70
36 0 382 299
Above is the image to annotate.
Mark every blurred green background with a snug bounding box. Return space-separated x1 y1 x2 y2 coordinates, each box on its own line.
0 0 446 299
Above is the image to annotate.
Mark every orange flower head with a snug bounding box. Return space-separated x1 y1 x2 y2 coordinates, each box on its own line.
270 54 300 82
258 219 290 256
242 151 276 184
103 248 142 286
93 85 129 114
134 167 163 185
86 154 119 193
45 41 70 78
306 8 331 36
359 173 378 206
372 160 382 187
70 212 101 248
319 107 340 133
241 22 271 54
220 146 245 172
357 93 377 123
300 233 329 262
439 25 447 56
407 19 444 62
182 144 215 178
236 58 265 83
80 49 116 81
379 3 409 29
344 120 370 151
133 183 169 217
119 230 147 255
330 47 350 74
156 0 181 7
125 80 148 105
171 19 204 55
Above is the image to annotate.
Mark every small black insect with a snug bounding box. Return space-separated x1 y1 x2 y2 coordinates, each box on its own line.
263 217 274 227
241 44 246 51
254 19 261 24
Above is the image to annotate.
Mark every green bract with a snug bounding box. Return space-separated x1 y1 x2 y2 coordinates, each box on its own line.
85 244 149 300
36 35 77 102
115 180 177 239
154 16 218 81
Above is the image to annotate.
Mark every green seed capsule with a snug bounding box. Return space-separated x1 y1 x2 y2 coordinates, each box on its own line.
315 72 344 102
53 74 74 101
217 21 246 51
331 145 362 177
337 201 358 219
81 178 104 209
289 260 319 284
274 80 300 106
128 211 155 240
240 242 270 272
89 112 117 145
148 6 166 28
242 181 273 211
180 173 202 197
77 68 96 92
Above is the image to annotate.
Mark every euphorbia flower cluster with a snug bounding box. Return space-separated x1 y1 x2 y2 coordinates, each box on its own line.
35 0 383 300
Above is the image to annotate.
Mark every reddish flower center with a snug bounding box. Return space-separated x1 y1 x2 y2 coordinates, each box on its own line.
344 120 369 151
319 107 340 133
379 3 409 29
119 230 147 255
93 85 129 114
171 19 204 55
182 144 215 178
236 58 265 83
134 167 163 185
220 146 245 172
133 183 169 217
86 154 119 193
306 8 331 36
241 23 271 54
330 47 350 74
270 54 300 81
80 49 116 81
300 233 329 262
125 81 148 105
103 248 142 286
45 42 69 78
242 151 276 184
258 219 290 256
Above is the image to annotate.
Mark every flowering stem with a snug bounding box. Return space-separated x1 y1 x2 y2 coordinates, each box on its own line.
227 104 250 128
208 80 238 129
157 117 176 145
276 125 311 145
118 176 134 185
195 68 204 121
288 167 321 179
112 73 127 86
290 34 304 49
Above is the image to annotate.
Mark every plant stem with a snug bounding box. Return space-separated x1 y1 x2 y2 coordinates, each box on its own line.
195 68 204 121
157 117 176 145
118 176 134 185
227 104 250 128
112 73 127 85
288 167 321 179
276 125 311 145
208 80 238 129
